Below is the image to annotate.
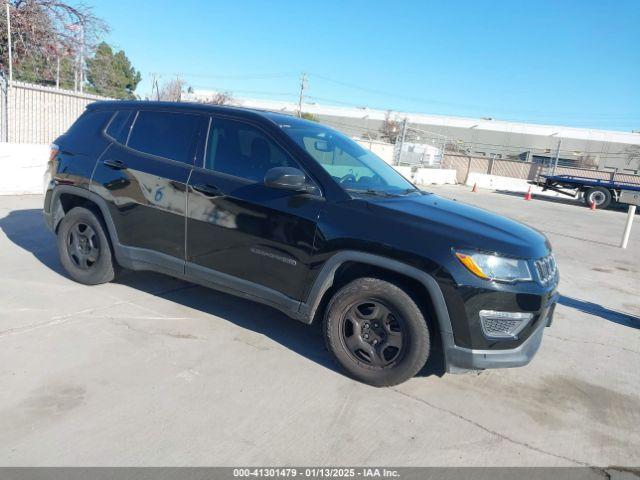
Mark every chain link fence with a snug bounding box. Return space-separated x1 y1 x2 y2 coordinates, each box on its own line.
394 125 447 168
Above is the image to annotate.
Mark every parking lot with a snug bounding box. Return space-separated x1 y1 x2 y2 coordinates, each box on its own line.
0 186 638 467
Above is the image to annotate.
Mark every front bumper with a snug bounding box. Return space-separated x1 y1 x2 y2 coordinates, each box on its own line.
444 292 557 372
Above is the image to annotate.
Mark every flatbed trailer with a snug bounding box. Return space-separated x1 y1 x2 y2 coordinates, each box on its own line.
530 174 640 209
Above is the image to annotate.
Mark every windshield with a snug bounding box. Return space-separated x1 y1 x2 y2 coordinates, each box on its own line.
279 121 417 195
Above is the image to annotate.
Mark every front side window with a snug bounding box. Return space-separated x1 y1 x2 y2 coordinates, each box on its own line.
280 121 417 195
206 117 299 182
127 110 201 164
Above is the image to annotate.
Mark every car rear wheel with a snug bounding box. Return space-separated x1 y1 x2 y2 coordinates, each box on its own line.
324 277 430 387
57 206 117 285
583 187 612 209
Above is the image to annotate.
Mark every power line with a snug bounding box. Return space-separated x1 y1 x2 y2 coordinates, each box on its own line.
188 85 297 98
156 72 298 80
307 72 640 122
184 76 638 131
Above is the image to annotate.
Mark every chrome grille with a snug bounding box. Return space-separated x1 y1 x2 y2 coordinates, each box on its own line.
534 253 557 285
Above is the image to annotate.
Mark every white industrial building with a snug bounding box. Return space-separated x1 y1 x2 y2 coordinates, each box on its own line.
185 91 640 174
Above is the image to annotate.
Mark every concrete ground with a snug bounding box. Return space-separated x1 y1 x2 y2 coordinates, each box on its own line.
0 188 638 467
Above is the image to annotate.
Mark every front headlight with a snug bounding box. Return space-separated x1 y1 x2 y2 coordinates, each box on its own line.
455 250 532 282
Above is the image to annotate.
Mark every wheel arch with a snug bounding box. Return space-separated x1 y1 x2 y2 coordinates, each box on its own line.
300 251 454 358
50 185 120 255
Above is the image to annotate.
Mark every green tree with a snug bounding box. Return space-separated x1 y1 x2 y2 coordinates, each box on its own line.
86 42 140 99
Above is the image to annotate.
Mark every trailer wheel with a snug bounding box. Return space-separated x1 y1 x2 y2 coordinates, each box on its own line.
584 187 612 209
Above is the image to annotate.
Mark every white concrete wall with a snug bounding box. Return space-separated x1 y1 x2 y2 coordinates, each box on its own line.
0 143 49 195
392 166 458 186
392 166 414 182
414 168 457 185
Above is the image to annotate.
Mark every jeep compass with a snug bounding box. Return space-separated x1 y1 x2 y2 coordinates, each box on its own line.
44 102 559 386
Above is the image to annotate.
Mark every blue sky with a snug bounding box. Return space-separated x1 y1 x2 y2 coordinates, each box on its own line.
91 0 640 131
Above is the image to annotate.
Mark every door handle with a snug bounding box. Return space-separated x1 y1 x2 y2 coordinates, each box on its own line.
103 159 126 170
192 183 222 197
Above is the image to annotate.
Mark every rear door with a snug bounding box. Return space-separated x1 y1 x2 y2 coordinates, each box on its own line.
91 109 207 274
186 115 324 305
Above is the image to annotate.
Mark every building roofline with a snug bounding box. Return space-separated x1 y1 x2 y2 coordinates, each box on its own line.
186 91 640 146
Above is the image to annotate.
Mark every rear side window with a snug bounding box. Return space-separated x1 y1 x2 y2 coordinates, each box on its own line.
105 110 134 144
65 109 114 145
127 110 201 164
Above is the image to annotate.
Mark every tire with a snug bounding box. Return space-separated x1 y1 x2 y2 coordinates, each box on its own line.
56 206 117 285
324 277 430 387
584 187 612 209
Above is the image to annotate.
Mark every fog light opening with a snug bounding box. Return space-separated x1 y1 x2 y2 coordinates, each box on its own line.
479 310 534 340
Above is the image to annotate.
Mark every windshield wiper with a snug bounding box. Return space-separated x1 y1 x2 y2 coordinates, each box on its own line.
398 187 422 195
346 188 398 198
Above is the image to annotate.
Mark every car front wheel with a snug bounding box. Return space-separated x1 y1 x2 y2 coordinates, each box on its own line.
324 277 430 387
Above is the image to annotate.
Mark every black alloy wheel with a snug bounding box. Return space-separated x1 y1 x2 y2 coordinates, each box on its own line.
66 221 100 270
324 277 430 387
57 206 117 285
340 300 405 368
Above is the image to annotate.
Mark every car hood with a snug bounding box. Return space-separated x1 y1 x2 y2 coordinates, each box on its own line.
364 193 550 259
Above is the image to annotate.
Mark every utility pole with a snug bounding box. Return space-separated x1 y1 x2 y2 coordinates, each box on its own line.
552 139 562 175
56 56 60 89
298 72 307 118
79 21 85 93
6 1 13 82
395 118 408 165
149 73 156 100
149 73 161 101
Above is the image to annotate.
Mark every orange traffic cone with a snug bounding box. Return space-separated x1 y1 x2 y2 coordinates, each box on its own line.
471 183 478 193
590 201 596 211
524 186 532 201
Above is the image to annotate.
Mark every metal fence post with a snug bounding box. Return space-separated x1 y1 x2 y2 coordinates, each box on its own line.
552 139 561 175
0 75 7 142
488 154 496 175
621 205 636 249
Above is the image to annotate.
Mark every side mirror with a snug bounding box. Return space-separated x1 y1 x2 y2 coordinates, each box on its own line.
264 167 315 193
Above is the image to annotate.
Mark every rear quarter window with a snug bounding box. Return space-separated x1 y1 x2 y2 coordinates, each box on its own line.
64 109 114 145
59 109 114 155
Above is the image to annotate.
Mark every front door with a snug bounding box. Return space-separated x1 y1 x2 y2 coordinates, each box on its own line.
186 115 324 305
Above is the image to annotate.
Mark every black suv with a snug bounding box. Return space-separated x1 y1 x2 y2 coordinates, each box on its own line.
44 101 559 386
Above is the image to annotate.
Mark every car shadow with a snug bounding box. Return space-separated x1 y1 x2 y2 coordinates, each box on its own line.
0 207 67 275
0 208 445 381
559 295 640 329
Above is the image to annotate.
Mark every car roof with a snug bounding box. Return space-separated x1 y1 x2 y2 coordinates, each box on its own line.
87 100 317 129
